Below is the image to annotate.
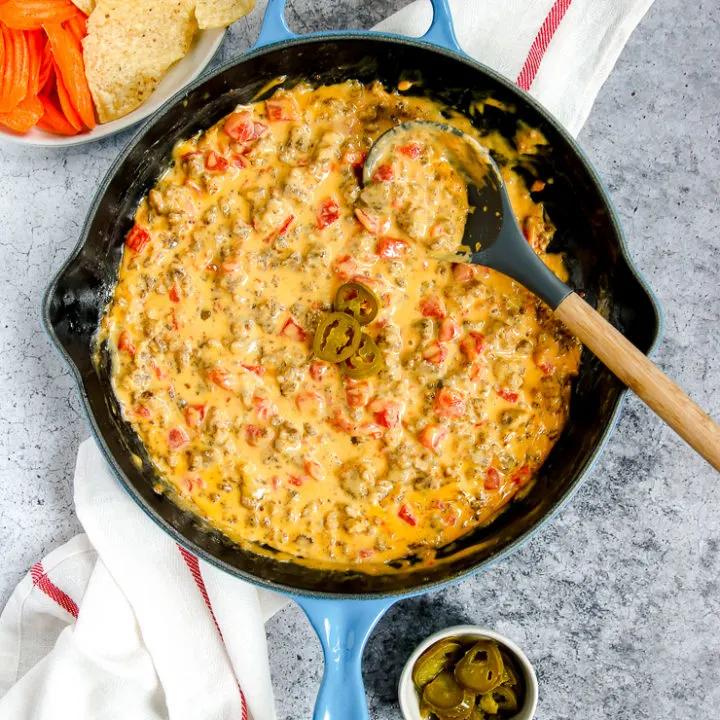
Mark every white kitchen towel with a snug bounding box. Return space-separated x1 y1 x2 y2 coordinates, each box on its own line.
0 439 287 720
376 0 655 136
0 1 655 718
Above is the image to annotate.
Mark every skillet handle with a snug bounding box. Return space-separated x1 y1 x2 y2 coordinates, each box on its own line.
254 0 297 48
421 0 463 55
254 0 463 55
293 596 395 720
555 292 720 472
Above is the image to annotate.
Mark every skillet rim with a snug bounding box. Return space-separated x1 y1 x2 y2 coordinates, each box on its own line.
41 32 663 600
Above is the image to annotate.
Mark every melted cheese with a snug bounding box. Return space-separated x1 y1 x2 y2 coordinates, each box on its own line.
98 81 581 572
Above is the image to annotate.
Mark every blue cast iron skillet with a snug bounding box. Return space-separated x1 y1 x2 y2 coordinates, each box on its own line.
42 1 662 717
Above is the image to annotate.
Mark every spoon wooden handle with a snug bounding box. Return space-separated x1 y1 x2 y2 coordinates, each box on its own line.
555 292 720 472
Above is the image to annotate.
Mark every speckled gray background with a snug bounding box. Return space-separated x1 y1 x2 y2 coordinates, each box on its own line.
0 1 718 719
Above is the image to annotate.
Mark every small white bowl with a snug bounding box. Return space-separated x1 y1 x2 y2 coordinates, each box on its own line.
399 625 538 720
0 27 225 148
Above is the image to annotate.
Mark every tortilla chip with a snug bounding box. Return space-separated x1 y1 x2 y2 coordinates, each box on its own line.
83 0 197 123
194 0 254 29
70 0 96 13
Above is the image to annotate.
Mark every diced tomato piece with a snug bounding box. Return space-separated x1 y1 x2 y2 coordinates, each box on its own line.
433 388 466 419
376 237 409 260
333 255 358 280
420 295 447 319
452 263 476 283
355 208 390 235
317 197 340 229
330 411 356 434
168 427 189 451
181 150 203 161
418 424 448 452
398 504 417 526
359 548 375 559
208 368 234 390
265 98 297 122
223 111 255 142
125 225 150 253
460 332 486 361
222 257 243 274
357 423 384 439
309 361 329 382
252 394 276 422
438 317 460 343
345 379 372 408
150 360 166 380
535 358 555 376
397 142 423 159
135 405 151 419
240 363 265 377
485 467 501 490
169 284 181 303
422 342 448 365
287 474 304 487
245 424 266 446
205 150 229 172
296 391 325 416
230 154 248 168
181 474 204 494
117 330 136 355
372 164 395 182
252 122 269 138
280 316 307 342
278 214 294 236
184 404 207 428
497 388 519 403
511 465 532 487
304 459 326 481
342 149 367 168
469 362 488 382
369 398 403 429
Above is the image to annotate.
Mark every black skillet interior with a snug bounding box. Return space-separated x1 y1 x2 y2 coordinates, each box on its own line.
43 36 661 597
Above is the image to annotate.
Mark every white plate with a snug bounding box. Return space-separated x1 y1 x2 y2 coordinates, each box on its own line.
0 28 226 148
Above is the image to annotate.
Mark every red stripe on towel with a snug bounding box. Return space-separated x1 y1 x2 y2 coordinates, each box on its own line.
178 546 248 720
31 561 79 618
516 0 574 91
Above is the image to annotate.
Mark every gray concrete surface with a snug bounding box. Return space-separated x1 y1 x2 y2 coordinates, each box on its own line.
0 1 718 719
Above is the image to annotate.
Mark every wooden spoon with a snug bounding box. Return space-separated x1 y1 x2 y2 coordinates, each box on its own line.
365 121 720 471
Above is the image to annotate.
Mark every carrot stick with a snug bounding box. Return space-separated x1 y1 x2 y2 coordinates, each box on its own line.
0 24 28 112
42 21 94 128
0 1 78 31
26 29 43 96
54 61 81 130
64 12 85 44
37 36 52 89
0 93 43 133
37 92 77 134
0 24 5 109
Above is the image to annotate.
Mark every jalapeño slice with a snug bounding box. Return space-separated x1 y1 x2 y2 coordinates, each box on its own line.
335 282 380 325
312 312 363 363
340 333 384 378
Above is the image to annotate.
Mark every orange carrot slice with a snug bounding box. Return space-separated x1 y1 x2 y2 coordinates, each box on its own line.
37 36 53 90
37 92 77 134
0 24 29 113
64 12 85 44
54 60 81 130
43 21 94 128
26 29 43 96
0 1 78 31
0 93 43 133
0 24 5 109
